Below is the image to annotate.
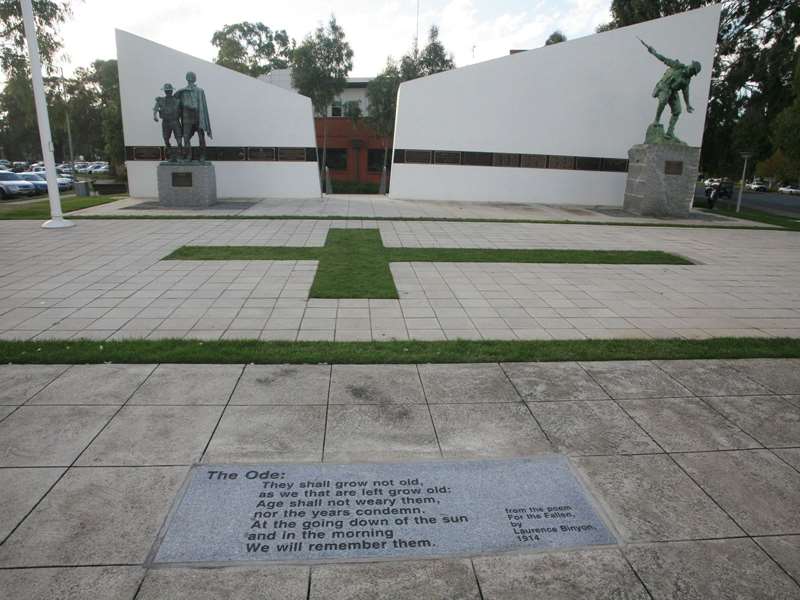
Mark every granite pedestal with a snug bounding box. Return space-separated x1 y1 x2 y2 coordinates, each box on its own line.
157 163 217 208
623 143 700 218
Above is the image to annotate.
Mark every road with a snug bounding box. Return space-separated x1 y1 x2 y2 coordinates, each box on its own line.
695 186 800 217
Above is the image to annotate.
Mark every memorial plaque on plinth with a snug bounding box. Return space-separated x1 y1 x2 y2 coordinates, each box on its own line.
157 163 217 208
151 457 615 565
623 144 700 218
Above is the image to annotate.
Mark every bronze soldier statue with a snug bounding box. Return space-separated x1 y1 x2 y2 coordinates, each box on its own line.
153 83 182 161
176 71 212 161
640 38 701 142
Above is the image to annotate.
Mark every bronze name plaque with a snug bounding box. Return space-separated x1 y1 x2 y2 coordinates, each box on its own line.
172 172 193 187
434 151 461 165
664 160 684 175
520 154 547 169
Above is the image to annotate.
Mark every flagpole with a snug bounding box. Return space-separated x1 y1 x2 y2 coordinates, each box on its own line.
20 0 74 229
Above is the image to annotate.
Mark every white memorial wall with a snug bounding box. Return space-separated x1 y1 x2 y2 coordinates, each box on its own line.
116 30 320 199
390 6 722 205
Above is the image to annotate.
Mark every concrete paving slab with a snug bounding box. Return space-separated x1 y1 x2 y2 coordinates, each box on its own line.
754 535 800 583
419 363 520 403
0 566 145 600
673 450 800 536
0 405 117 467
0 365 70 405
501 361 610 401
231 364 331 405
617 397 761 452
324 405 440 461
574 455 742 542
330 364 424 404
76 405 223 466
703 395 800 447
27 364 156 405
203 405 325 462
0 466 186 566
625 539 800 600
128 364 242 405
730 359 800 394
653 360 771 396
0 467 63 541
580 361 692 399
429 403 551 458
136 566 309 600
774 448 800 470
529 401 660 455
0 405 16 420
474 549 649 600
310 559 480 600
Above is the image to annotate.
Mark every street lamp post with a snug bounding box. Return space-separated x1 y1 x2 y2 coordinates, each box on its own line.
736 152 753 214
20 0 73 229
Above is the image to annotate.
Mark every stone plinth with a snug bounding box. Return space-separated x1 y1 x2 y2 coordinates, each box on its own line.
623 144 701 218
157 163 217 208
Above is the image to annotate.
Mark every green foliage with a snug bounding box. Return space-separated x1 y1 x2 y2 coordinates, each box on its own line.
545 31 567 45
400 26 455 81
0 0 71 75
211 22 294 77
291 15 353 117
166 229 691 299
89 59 124 175
755 149 800 183
366 59 401 143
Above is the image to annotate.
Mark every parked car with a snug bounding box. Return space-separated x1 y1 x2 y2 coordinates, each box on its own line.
0 159 10 169
746 180 768 192
778 185 800 195
17 173 48 194
0 171 37 198
703 177 720 187
90 164 111 175
11 161 29 172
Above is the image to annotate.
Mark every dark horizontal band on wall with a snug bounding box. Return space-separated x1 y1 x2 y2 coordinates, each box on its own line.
393 149 628 173
125 146 319 162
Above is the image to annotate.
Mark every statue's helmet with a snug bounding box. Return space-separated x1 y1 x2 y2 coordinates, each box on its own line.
186 71 197 83
691 61 701 74
161 83 174 92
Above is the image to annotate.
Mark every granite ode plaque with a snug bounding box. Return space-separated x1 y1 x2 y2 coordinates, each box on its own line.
152 457 615 565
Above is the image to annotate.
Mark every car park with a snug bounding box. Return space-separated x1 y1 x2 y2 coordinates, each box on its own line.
778 185 800 195
17 173 49 194
0 171 37 198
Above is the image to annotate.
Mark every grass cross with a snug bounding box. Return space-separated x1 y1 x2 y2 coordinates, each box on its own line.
164 229 690 299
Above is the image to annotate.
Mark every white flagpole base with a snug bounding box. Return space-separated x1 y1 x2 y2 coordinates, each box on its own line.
41 217 75 229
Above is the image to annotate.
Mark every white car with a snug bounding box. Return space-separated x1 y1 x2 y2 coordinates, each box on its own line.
746 181 768 192
703 178 720 187
778 185 800 195
0 171 37 198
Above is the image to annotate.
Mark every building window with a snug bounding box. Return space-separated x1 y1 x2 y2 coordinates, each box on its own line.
330 100 343 117
368 149 389 172
320 148 348 171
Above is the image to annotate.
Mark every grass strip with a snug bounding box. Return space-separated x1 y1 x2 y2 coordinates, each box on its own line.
164 229 691 299
694 198 800 231
0 195 120 219
1 337 798 365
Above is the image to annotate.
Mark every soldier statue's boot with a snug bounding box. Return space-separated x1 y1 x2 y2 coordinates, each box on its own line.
666 114 679 138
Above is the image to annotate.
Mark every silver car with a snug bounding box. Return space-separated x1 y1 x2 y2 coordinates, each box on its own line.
0 171 37 198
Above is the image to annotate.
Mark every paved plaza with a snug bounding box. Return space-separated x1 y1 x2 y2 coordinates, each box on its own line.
0 216 798 341
0 359 799 598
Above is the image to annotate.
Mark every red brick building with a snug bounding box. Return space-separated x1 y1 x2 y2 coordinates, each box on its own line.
262 71 392 188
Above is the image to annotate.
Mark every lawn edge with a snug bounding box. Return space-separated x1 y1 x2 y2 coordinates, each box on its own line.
1 337 798 365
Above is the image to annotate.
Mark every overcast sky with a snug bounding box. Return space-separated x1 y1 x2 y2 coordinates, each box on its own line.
48 0 611 77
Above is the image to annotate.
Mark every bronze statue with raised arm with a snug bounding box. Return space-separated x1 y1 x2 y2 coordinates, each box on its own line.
640 38 701 144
